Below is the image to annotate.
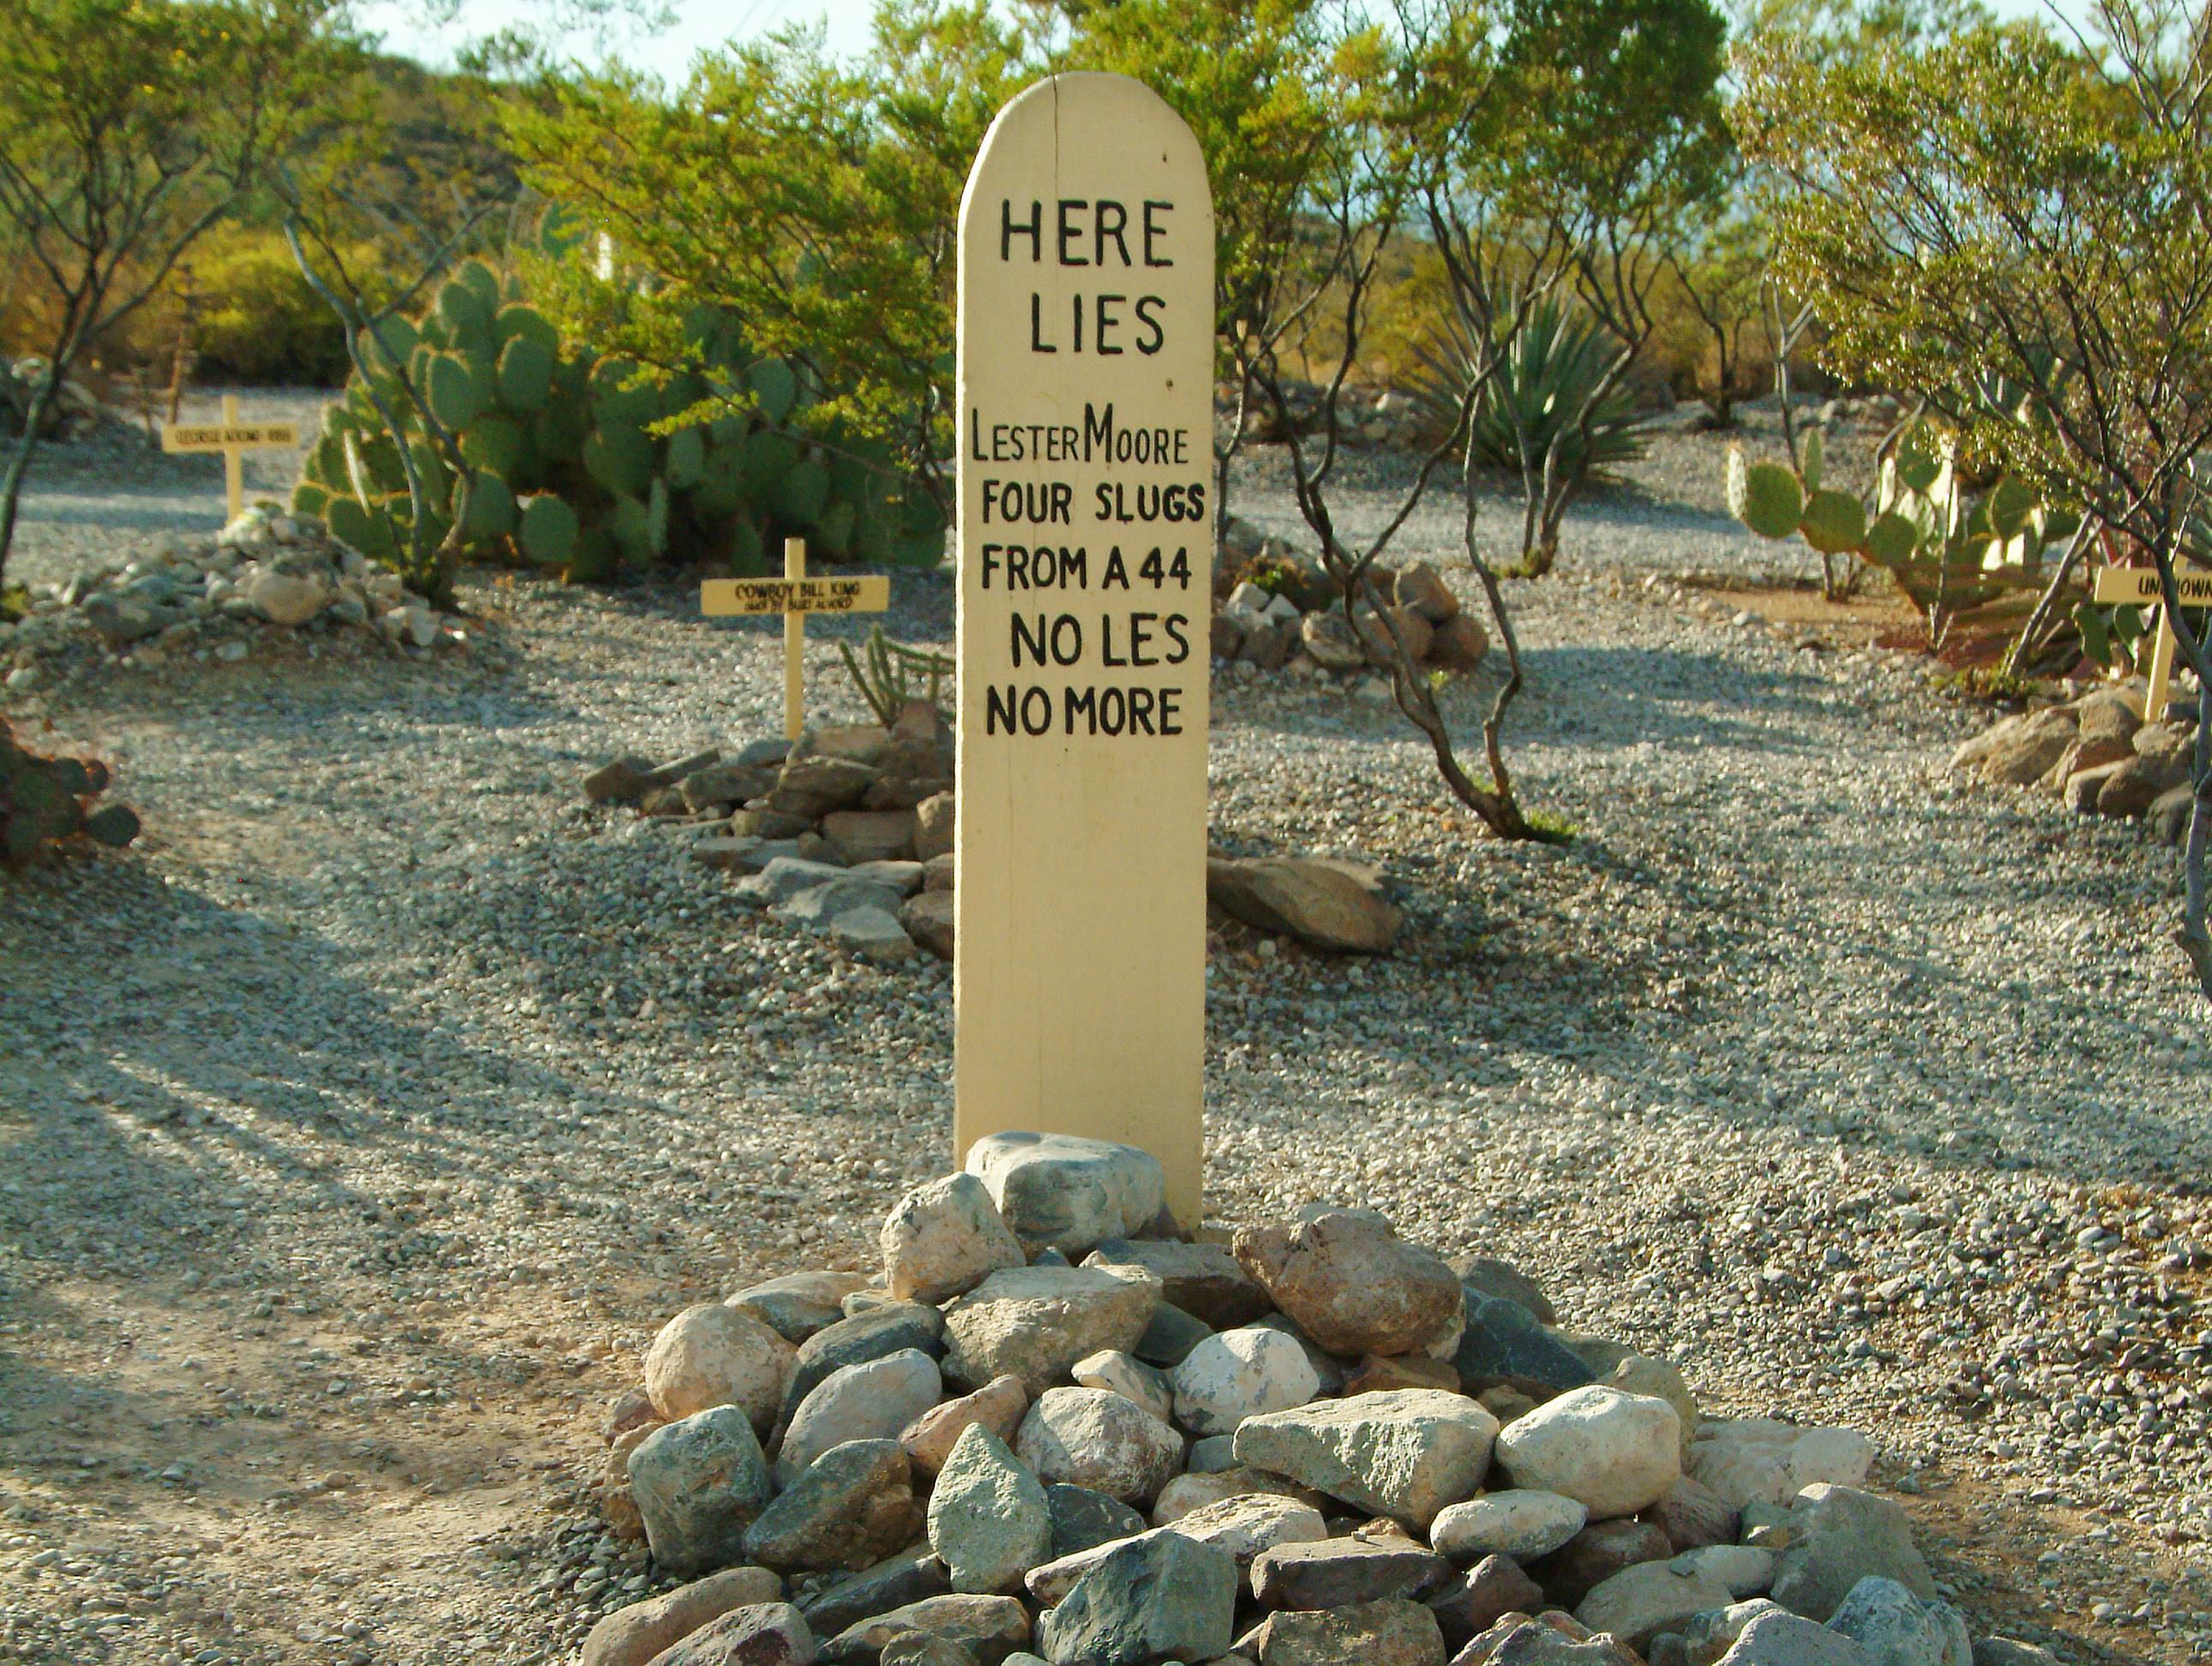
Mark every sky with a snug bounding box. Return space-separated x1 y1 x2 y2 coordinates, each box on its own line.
361 0 2081 86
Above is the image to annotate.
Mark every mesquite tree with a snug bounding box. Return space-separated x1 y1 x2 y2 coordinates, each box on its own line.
0 0 334 582
1738 0 2212 991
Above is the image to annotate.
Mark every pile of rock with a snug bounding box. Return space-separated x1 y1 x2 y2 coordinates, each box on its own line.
1 357 140 443
1950 679 2200 845
579 1132 2048 1666
1211 523 1488 688
585 717 1407 961
1232 384 1428 451
1 504 456 693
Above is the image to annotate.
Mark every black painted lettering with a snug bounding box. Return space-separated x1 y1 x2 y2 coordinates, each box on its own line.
1011 613 1046 667
1095 199 1130 267
1029 293 1056 352
1102 548 1128 589
1021 687 1052 734
1058 199 1088 265
1002 199 1041 263
1135 295 1166 354
1142 200 1173 265
987 684 1017 733
1160 687 1184 735
1065 687 1098 732
1130 611 1158 666
1129 686 1158 734
1096 294 1125 355
1164 612 1190 664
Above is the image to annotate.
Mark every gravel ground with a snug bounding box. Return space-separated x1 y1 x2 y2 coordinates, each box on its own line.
2 402 2208 1666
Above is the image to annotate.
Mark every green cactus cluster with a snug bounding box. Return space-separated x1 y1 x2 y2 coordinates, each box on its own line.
1726 419 2078 636
293 261 947 584
2 718 140 865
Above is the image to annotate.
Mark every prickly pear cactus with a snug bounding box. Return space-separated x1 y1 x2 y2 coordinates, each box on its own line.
1 719 140 866
295 258 948 586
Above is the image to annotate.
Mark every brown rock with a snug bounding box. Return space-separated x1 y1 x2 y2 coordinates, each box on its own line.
821 808 917 863
1234 1209 1460 1357
2135 717 2197 779
606 1385 662 1442
1082 1239 1271 1330
584 1568 784 1666
1253 1598 1447 1666
1451 1260 1555 1326
826 1594 1032 1666
603 1482 647 1542
2065 759 2128 814
683 762 780 812
646 1305 797 1431
1426 615 1489 674
1643 1474 1737 1551
1954 707 2075 785
736 807 819 840
1427 1556 1546 1653
586 756 659 804
1523 1519 1672 1610
609 1422 664 1485
793 723 895 766
2074 688 2143 749
1214 612 1249 661
1152 1467 1327 1526
768 755 879 820
2151 782 2195 846
901 892 955 961
1344 1354 1461 1397
643 1601 815 1666
1207 858 1403 955
1395 562 1460 623
1448 1613 1642 1664
921 852 956 892
1358 605 1434 667
1243 617 1297 671
2048 731 2137 793
2100 754 2176 817
1251 1535 1457 1611
903 1375 1029 1476
1302 610 1369 672
641 786 694 817
915 793 956 861
1476 1388 1540 1426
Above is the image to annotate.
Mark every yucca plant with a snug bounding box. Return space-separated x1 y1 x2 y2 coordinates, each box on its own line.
1408 294 1657 573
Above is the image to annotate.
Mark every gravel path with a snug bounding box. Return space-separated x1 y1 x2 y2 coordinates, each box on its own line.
2 408 2208 1666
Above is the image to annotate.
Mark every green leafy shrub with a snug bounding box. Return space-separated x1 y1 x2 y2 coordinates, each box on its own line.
294 259 947 583
187 226 378 386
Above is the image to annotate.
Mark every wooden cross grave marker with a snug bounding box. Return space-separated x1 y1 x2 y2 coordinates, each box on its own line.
701 537 891 741
160 393 298 523
2091 562 2212 723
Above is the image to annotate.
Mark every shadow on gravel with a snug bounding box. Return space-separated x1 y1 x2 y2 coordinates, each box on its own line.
0 860 666 1294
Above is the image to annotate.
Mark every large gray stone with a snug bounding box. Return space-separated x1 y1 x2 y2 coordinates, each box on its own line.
740 857 855 907
730 1273 871 1344
1035 1529 1238 1666
1166 1491 1328 1570
1827 1576 1971 1666
1429 1490 1588 1563
1493 1386 1681 1520
1452 1296 1596 1401
778 1350 944 1484
1015 1386 1183 1505
1171 1325 1322 1435
629 1407 777 1577
1769 1485 1935 1621
963 1132 1169 1255
796 1545 951 1639
1046 1484 1148 1558
782 1305 946 1425
1716 1612 1874 1664
1686 1420 1872 1511
1234 1209 1459 1357
742 1440 923 1574
1232 1389 1498 1530
941 1266 1161 1395
882 1173 1026 1304
927 1424 1052 1594
1574 1560 1736 1652
1524 1517 1672 1611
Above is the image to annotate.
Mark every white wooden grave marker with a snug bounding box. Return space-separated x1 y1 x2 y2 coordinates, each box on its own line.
952 74 1215 1226
2091 562 2212 723
160 393 298 522
701 538 891 741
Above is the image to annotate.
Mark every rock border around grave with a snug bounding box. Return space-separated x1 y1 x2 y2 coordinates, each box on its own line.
579 1134 2012 1666
581 709 1406 961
